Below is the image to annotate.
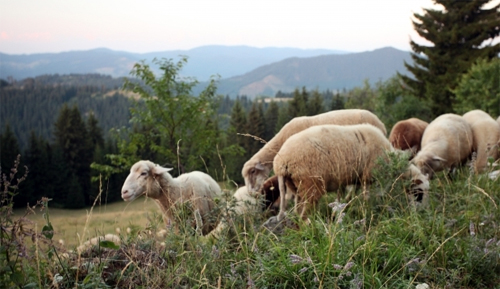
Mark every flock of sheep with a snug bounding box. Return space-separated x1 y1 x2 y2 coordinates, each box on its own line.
120 108 500 239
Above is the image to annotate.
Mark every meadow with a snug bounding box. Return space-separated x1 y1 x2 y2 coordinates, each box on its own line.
2 157 500 288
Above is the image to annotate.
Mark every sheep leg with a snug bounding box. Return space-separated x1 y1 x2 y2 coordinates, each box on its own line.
276 175 287 222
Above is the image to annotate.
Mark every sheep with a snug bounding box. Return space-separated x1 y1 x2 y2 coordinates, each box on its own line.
462 109 500 173
389 118 429 156
412 113 473 179
206 176 284 239
267 124 429 222
242 109 387 196
121 160 222 235
76 234 121 254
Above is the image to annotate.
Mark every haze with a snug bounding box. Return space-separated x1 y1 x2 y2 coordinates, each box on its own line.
1 0 498 55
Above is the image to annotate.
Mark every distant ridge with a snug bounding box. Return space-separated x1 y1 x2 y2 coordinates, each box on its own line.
207 47 412 97
0 46 347 81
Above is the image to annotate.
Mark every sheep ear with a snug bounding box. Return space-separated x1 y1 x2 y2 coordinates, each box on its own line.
410 145 419 155
432 156 446 163
255 162 265 171
153 166 173 176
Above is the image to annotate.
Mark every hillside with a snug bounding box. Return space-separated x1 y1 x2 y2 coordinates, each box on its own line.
210 47 412 97
0 46 346 81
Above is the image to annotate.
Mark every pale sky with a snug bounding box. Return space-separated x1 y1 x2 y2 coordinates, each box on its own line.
0 0 498 55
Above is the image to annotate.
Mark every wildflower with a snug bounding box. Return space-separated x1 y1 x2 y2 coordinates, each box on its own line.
156 229 167 238
353 218 365 226
247 276 255 288
52 273 64 286
115 227 121 234
212 245 220 259
336 213 346 224
356 235 365 241
343 261 354 271
298 267 308 274
313 276 318 283
345 271 352 277
126 227 131 234
289 254 303 264
328 202 347 212
469 221 476 236
485 238 496 247
58 239 65 246
333 264 343 270
159 242 166 247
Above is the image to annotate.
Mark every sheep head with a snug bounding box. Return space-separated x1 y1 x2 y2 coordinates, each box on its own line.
412 152 446 179
242 160 271 196
121 160 172 201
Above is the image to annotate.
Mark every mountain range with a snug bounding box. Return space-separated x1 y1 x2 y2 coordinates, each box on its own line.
0 45 412 98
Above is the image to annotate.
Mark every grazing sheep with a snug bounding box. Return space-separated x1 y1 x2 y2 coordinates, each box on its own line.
412 113 473 179
121 160 221 235
242 109 387 195
206 176 285 239
389 118 429 156
269 124 429 222
462 110 500 173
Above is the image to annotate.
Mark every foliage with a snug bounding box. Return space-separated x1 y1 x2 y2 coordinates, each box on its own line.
374 76 433 129
453 57 500 116
401 0 500 117
344 79 377 111
5 151 500 288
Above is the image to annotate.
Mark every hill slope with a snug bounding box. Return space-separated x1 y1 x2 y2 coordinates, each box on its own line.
211 47 412 97
0 46 346 81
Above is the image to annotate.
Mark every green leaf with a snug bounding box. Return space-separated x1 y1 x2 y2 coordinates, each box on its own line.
42 223 54 240
99 240 119 250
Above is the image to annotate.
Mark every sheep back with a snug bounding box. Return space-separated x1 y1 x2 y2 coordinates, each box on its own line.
389 118 429 154
274 124 392 208
463 110 500 172
243 109 387 195
412 113 473 177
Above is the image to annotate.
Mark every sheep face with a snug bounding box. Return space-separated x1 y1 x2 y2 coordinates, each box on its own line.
121 161 172 201
242 160 271 196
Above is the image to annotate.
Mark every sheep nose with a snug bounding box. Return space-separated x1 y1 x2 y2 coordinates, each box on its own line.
122 189 128 195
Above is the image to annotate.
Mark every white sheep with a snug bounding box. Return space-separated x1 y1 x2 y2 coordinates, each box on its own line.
242 109 387 196
412 113 473 178
76 234 121 254
462 109 500 173
206 176 284 239
121 160 222 235
388 117 429 156
268 124 428 222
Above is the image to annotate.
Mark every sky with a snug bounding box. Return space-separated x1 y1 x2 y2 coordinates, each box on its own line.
0 0 498 55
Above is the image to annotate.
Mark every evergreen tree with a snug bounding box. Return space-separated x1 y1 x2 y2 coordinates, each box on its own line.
18 131 51 207
245 101 266 158
400 0 500 117
264 101 279 140
307 89 324 115
53 104 91 206
0 124 21 174
86 111 105 151
287 87 309 118
227 100 248 183
331 93 345 111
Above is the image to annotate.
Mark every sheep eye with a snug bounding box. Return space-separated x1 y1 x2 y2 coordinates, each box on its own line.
140 171 148 176
249 169 255 174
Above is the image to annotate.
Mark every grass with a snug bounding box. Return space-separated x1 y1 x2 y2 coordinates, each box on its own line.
2 157 500 288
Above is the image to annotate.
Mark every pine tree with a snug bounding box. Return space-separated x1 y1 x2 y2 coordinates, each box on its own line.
331 93 345 111
53 104 92 206
287 87 309 118
307 89 324 116
245 101 266 158
0 123 21 174
227 100 248 183
264 101 280 141
400 0 500 117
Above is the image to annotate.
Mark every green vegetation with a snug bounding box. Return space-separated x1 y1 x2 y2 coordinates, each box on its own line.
401 0 500 118
2 151 500 288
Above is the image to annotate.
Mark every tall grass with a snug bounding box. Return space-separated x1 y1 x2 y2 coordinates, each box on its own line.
2 155 500 288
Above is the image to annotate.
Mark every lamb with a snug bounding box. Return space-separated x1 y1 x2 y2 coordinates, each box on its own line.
121 160 221 235
389 118 429 156
242 109 387 196
268 124 429 222
462 110 500 173
412 113 473 179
